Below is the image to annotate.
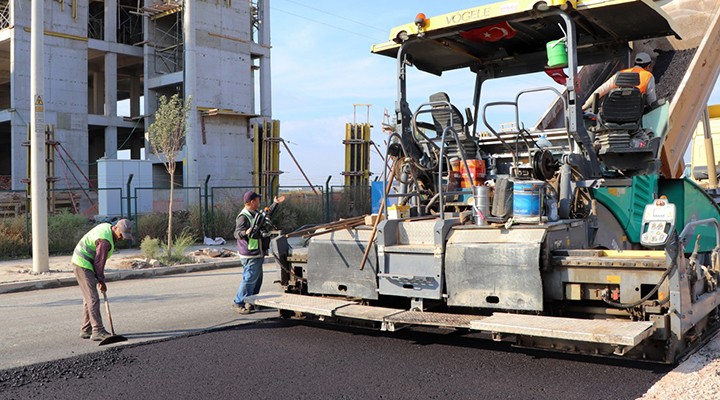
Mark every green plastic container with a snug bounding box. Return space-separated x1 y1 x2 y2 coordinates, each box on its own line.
546 38 567 68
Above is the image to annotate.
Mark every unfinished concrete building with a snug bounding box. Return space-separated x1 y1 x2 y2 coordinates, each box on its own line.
0 0 271 195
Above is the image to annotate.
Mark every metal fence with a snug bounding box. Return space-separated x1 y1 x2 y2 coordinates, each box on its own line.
328 185 372 222
0 183 374 257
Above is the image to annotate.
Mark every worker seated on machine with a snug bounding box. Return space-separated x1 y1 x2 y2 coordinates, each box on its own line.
581 52 658 114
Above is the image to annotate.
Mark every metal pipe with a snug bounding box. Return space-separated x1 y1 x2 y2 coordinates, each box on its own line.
679 218 720 249
558 161 572 219
31 0 49 273
702 108 717 189
126 174 134 220
279 139 318 195
325 175 331 222
204 174 211 234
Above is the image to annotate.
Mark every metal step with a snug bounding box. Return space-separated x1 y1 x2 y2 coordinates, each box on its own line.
385 311 479 330
470 313 654 347
248 294 356 317
248 294 482 330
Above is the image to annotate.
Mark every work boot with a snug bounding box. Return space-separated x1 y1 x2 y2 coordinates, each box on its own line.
232 303 252 314
245 304 255 312
80 329 92 339
90 329 112 341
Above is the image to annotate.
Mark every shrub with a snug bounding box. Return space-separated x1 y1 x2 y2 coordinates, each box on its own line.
164 228 195 265
137 210 201 243
139 229 194 265
47 211 93 254
140 235 161 260
0 216 30 258
272 193 324 233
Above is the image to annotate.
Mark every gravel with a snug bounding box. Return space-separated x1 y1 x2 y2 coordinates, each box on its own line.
639 332 720 399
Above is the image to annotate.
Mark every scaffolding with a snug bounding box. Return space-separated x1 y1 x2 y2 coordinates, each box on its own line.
119 1 144 45
88 1 104 40
144 1 184 74
0 0 10 30
250 0 260 43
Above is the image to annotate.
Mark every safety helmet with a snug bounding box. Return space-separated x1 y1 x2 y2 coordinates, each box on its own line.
634 52 652 65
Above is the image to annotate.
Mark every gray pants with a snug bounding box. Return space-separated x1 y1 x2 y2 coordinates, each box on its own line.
73 265 104 332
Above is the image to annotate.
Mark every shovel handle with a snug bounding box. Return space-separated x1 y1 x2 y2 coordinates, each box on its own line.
102 292 116 336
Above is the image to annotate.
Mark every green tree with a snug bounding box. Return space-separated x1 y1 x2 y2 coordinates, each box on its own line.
146 94 192 255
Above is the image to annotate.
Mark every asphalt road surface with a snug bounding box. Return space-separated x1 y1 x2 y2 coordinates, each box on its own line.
1 318 672 400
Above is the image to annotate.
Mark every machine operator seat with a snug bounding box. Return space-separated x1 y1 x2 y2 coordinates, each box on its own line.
598 72 644 131
429 92 465 137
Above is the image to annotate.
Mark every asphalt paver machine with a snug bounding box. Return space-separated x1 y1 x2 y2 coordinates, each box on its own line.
251 0 720 363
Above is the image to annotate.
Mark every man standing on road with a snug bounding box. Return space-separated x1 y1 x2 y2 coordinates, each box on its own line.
72 219 134 341
232 191 283 314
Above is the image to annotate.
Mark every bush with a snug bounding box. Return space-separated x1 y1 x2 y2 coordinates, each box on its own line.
47 211 93 254
263 191 323 233
0 216 30 258
139 235 161 260
139 229 194 265
0 212 96 259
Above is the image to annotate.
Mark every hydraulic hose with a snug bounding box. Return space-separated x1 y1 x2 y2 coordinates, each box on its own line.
601 231 679 309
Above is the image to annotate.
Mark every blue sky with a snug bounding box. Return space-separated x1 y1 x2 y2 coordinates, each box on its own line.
270 0 720 187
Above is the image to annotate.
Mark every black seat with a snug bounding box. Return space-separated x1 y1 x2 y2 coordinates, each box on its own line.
599 72 644 130
429 92 465 137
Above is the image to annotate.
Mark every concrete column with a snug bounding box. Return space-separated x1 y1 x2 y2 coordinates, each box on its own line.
105 126 117 159
104 52 117 116
105 0 118 43
258 0 272 117
131 137 142 159
130 76 141 117
10 27 29 190
183 0 199 187
92 71 104 115
30 0 49 273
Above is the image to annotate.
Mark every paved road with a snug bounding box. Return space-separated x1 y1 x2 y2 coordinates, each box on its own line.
1 318 672 400
0 265 674 399
0 264 278 371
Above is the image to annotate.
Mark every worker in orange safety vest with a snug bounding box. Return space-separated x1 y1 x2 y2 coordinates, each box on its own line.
582 52 657 111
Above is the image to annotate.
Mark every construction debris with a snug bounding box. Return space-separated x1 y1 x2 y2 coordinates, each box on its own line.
191 248 236 258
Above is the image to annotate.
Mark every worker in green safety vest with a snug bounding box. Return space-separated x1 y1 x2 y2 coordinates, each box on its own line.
232 191 284 314
71 219 134 341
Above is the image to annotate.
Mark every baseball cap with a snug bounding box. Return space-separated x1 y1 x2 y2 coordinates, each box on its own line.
114 219 135 242
634 52 652 65
243 191 261 203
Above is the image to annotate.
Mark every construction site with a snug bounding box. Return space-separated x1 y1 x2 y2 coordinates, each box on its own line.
4 1 720 396
0 0 274 217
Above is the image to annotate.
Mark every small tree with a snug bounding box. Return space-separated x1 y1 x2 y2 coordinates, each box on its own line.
146 94 192 255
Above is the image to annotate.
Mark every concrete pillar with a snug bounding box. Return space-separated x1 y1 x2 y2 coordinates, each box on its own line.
105 126 117 159
131 137 142 159
130 76 141 117
258 0 272 117
92 71 104 115
104 52 117 116
10 27 30 189
183 0 199 187
105 0 117 43
30 0 49 273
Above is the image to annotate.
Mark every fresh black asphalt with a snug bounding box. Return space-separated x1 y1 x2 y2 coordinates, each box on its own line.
0 318 672 400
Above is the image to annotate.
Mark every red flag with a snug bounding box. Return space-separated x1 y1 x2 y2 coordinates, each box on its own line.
460 22 517 43
544 67 568 85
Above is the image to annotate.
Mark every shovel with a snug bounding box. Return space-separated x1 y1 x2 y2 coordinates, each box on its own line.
99 292 128 346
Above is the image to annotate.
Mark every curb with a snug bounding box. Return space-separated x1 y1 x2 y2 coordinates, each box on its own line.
0 258 252 295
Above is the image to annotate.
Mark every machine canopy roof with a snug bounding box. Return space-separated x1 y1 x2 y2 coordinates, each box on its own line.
371 0 680 77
